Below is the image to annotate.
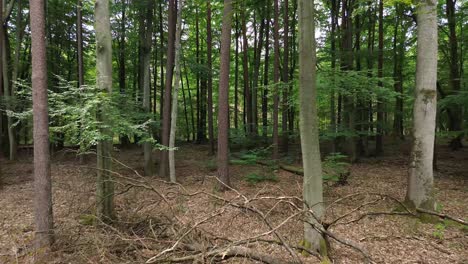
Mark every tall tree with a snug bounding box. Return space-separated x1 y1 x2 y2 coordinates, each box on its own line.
77 0 84 88
272 0 280 160
446 0 463 150
298 0 326 254
206 0 215 155
95 0 114 221
217 0 233 189
262 6 270 139
142 0 155 176
241 6 252 135
1 2 15 160
160 0 177 178
169 0 184 183
406 0 438 210
30 0 54 248
375 0 384 155
281 0 290 153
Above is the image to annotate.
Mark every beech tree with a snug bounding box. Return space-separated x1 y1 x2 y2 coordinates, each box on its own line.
159 0 177 178
30 0 54 248
217 0 233 189
298 0 326 254
168 0 184 183
95 0 114 221
406 0 438 210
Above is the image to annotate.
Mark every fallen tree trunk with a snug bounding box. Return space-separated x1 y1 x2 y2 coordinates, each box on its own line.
159 246 292 264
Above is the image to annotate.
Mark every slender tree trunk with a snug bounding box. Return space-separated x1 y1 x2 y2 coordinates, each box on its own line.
1 14 15 160
217 0 233 189
207 0 215 155
241 8 252 136
159 0 177 178
30 0 54 248
406 0 438 210
95 0 114 222
392 4 405 140
298 0 326 254
117 0 125 93
234 13 239 130
272 0 280 160
168 0 184 183
142 0 155 176
281 0 290 153
181 71 190 142
341 0 356 162
262 7 270 139
446 0 463 150
252 16 265 137
376 0 384 155
184 60 196 141
330 0 338 152
158 0 164 127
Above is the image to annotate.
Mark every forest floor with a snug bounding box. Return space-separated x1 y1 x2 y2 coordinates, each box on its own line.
0 140 467 264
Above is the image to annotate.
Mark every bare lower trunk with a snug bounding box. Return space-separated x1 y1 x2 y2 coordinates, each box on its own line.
298 0 326 254
95 0 115 222
160 0 177 178
217 0 233 189
168 0 184 183
30 0 54 248
406 0 438 210
142 1 155 176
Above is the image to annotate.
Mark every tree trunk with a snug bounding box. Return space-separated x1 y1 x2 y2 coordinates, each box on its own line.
142 0 155 176
159 0 177 178
298 0 326 254
1 13 16 161
272 0 280 160
446 0 463 150
168 0 184 183
207 0 215 155
217 0 233 189
262 6 270 139
95 0 115 222
30 0 54 248
241 8 252 136
406 0 438 210
117 0 125 93
234 13 239 130
252 15 265 137
281 0 289 153
375 0 384 155
392 4 405 140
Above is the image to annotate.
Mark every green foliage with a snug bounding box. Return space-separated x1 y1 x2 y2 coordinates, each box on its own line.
243 172 278 184
322 153 350 182
6 77 162 152
432 223 446 240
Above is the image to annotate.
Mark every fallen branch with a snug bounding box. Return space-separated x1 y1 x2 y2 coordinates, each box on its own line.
416 208 467 226
160 245 292 264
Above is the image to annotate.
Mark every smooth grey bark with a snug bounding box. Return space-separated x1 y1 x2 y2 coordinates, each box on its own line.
406 0 438 210
30 0 54 249
95 0 114 221
298 0 326 254
168 0 184 183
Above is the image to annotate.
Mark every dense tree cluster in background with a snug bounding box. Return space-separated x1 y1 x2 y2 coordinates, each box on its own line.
0 0 465 258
